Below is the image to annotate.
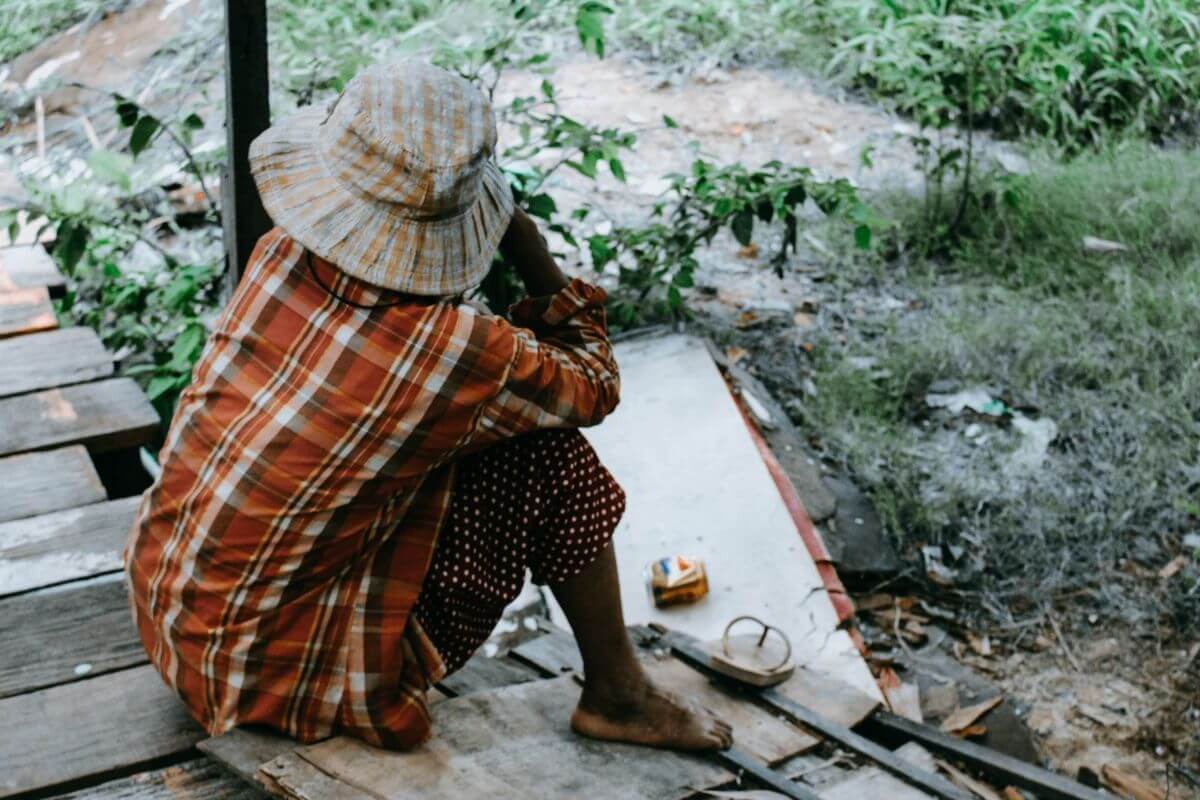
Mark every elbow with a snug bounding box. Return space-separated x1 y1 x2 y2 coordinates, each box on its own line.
583 374 620 427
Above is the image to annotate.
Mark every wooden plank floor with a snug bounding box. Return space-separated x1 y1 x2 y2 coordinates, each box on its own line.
0 496 139 597
0 574 144 697
0 287 56 339
0 378 159 457
0 327 114 398
0 245 65 294
0 237 942 800
0 239 216 800
0 447 107 524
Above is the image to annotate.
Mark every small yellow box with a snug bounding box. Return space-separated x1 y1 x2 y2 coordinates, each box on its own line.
645 555 708 608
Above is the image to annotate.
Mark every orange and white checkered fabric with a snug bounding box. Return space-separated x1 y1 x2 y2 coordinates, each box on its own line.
124 228 619 749
250 60 514 296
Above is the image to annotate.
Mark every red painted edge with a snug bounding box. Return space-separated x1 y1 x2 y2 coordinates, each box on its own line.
726 381 864 640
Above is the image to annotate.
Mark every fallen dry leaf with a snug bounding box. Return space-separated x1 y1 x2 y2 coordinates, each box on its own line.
1082 235 1130 254
792 311 815 329
736 243 759 259
941 695 1003 734
936 758 1004 800
876 666 902 692
885 682 923 723
1158 555 1187 579
1101 765 1165 800
955 723 988 739
724 346 748 366
854 593 894 612
967 632 992 657
735 310 762 329
1002 788 1023 800
1078 703 1124 728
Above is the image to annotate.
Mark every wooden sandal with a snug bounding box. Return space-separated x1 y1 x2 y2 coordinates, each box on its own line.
704 615 796 688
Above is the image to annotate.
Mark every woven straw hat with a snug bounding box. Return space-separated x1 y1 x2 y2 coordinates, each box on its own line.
249 60 514 296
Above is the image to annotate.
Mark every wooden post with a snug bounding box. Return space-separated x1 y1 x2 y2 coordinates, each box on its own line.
222 0 272 287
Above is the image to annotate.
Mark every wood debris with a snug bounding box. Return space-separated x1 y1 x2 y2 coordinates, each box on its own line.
1100 765 1166 800
854 593 894 612
967 632 992 656
884 682 923 723
1157 555 1186 579
1081 235 1130 254
941 695 1003 734
935 758 1004 800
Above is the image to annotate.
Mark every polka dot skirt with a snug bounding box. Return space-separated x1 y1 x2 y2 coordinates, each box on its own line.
411 428 626 675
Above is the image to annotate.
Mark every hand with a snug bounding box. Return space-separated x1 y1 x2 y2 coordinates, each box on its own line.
500 207 569 297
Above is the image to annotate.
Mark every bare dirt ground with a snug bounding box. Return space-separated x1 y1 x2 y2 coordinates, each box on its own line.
1 2 1191 791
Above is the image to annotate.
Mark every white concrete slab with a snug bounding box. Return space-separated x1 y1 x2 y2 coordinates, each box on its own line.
547 334 880 701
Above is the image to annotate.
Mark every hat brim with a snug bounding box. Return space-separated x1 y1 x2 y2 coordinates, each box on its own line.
248 105 515 297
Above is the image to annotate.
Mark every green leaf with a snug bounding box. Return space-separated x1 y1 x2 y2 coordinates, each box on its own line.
183 113 204 130
671 270 694 288
731 208 754 246
667 285 682 309
662 114 678 129
146 374 177 402
115 100 139 128
569 150 601 178
784 184 806 207
588 235 614 269
540 80 554 100
55 220 88 273
608 158 626 183
87 150 133 191
129 116 160 157
525 193 557 219
575 3 612 58
854 224 872 250
755 198 774 223
170 324 205 368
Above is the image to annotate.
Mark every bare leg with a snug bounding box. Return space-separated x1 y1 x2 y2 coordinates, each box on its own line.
550 542 733 751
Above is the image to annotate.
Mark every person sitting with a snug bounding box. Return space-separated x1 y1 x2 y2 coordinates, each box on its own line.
125 59 732 753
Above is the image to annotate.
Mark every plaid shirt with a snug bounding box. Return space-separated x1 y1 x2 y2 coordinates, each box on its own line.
125 228 618 749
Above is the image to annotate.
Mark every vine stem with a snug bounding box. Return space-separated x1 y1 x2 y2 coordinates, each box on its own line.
949 58 976 238
65 82 218 217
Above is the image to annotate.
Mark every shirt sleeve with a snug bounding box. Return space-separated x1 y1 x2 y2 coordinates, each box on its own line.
467 277 620 447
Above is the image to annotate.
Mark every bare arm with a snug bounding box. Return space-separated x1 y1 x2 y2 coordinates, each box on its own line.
498 207 569 298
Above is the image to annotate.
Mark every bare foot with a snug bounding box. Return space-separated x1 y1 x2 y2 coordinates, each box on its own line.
570 673 734 751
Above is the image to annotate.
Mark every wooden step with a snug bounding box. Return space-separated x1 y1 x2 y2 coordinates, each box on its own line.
0 327 112 398
0 665 203 799
51 758 265 800
0 496 139 597
0 377 158 457
0 244 64 295
436 652 541 698
0 574 144 698
0 446 106 524
0 286 56 339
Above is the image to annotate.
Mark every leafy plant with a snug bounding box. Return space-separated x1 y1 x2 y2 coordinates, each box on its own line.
6 94 224 425
588 157 869 324
822 0 1200 151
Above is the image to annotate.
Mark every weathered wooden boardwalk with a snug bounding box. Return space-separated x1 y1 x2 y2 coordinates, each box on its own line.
0 240 216 800
0 238 910 800
0 235 1104 800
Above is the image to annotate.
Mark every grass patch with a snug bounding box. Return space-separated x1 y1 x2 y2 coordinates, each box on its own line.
0 0 111 64
820 0 1200 151
805 145 1200 636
